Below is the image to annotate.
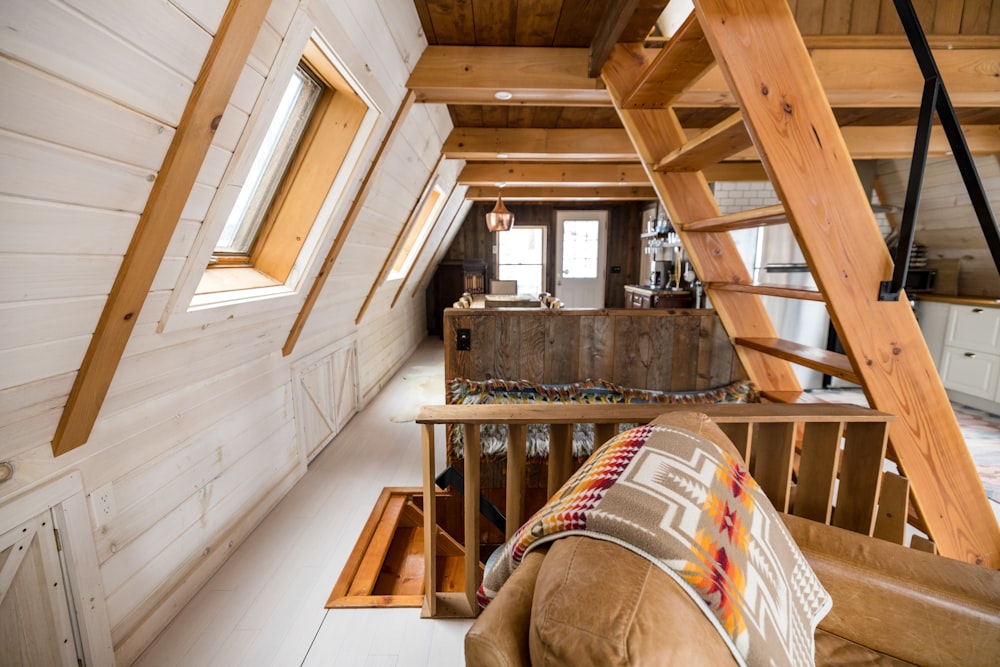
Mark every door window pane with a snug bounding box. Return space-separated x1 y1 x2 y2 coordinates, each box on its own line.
561 219 599 278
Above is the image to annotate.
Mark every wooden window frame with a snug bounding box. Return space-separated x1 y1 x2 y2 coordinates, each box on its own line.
201 39 368 289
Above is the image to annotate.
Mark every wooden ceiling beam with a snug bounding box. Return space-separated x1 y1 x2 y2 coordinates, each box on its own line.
464 186 657 201
458 162 649 187
410 44 998 109
589 0 640 77
406 46 611 106
442 127 637 160
447 125 1000 164
678 47 1000 109
51 0 272 456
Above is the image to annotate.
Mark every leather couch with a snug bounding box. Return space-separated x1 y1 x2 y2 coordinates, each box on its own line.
466 414 1000 666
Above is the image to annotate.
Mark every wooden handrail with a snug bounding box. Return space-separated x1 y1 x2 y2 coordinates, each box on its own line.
418 403 896 618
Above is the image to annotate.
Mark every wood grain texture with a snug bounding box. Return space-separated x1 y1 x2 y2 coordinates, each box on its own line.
694 0 1000 565
443 308 748 391
51 0 273 456
603 44 803 394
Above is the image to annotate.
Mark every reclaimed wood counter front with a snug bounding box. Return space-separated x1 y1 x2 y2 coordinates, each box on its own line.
443 307 744 391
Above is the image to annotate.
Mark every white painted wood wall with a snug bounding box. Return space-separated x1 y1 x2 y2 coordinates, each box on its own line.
0 0 464 663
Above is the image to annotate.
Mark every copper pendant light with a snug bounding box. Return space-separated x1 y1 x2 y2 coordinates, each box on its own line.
485 191 514 232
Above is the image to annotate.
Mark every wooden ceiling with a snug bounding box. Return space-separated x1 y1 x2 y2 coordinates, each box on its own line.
409 0 1000 199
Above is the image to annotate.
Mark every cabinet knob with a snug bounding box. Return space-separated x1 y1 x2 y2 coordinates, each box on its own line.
972 308 984 314
964 352 977 358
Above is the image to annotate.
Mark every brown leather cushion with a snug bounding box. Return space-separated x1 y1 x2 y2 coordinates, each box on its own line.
528 536 739 666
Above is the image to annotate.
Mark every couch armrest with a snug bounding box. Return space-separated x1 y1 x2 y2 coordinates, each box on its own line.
465 549 546 667
781 514 1000 667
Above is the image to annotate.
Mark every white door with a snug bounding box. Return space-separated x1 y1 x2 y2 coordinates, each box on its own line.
555 210 608 308
0 511 80 666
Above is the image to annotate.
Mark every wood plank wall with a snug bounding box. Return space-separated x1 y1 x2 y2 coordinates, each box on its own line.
441 202 647 308
443 308 746 391
876 156 1000 297
0 0 464 663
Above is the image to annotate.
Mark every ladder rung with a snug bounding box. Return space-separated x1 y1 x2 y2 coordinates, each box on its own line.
735 337 860 384
709 282 824 301
654 112 753 172
679 204 787 232
622 14 714 109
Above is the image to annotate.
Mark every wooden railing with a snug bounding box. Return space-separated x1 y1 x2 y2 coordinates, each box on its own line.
416 403 896 618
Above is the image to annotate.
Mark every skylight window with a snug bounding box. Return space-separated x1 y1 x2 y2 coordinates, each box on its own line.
389 185 445 280
215 66 322 257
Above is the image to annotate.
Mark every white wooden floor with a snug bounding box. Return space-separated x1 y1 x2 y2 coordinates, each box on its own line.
135 338 470 667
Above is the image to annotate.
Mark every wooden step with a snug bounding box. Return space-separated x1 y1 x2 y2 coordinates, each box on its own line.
735 337 860 384
709 282 824 301
621 13 714 109
327 487 470 609
679 203 787 232
654 111 753 172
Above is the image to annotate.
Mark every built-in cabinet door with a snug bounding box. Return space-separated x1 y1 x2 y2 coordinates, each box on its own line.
940 347 1000 399
331 343 358 431
942 305 1000 402
945 305 1000 353
292 341 358 461
0 511 80 667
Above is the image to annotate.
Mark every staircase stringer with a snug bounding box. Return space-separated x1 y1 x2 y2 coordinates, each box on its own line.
691 0 1000 566
602 45 802 394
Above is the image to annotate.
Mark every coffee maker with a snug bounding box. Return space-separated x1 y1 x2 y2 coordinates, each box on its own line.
650 259 670 289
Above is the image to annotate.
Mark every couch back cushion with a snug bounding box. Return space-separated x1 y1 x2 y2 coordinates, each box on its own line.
529 536 739 666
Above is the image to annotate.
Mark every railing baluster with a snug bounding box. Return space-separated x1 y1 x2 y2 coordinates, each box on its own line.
463 422 481 613
833 422 890 535
794 421 844 523
420 423 436 618
547 424 573 498
750 422 796 513
505 424 527 540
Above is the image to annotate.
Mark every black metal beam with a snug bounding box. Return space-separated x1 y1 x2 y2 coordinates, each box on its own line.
879 0 1000 301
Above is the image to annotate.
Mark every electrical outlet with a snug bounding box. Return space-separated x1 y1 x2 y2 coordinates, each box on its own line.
91 482 117 525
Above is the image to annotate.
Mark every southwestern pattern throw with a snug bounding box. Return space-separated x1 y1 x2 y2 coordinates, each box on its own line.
479 423 831 667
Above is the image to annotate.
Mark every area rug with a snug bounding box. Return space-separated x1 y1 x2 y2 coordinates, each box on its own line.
388 364 445 423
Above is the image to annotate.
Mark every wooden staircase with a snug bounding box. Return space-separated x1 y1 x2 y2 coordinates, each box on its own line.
601 1 1000 566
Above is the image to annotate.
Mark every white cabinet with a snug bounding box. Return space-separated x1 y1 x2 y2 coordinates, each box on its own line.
292 340 358 461
935 304 1000 405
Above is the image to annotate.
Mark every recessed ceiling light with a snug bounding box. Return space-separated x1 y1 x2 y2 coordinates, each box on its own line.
494 90 513 100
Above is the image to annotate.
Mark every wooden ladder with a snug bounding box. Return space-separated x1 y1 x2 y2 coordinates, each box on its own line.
602 1 1000 566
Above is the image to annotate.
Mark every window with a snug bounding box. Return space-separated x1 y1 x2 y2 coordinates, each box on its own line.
498 226 546 297
389 185 445 280
197 38 369 294
560 217 601 278
214 66 322 258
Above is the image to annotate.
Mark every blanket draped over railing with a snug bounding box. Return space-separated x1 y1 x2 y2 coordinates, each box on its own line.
479 423 831 667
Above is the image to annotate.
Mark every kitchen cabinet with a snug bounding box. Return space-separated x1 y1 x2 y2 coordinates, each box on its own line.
624 285 693 309
920 297 1000 411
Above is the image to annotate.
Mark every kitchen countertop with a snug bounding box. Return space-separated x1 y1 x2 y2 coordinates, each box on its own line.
917 294 1000 309
625 284 692 296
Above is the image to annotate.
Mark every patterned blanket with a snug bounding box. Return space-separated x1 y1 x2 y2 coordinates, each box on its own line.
479 423 831 666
